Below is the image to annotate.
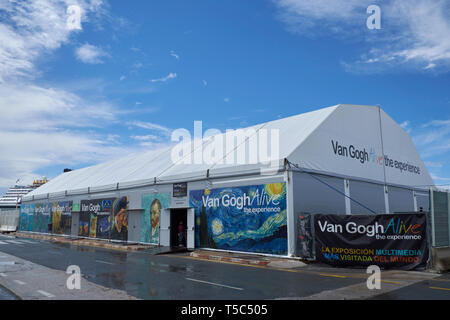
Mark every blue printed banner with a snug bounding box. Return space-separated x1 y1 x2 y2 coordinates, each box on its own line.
190 183 287 255
33 203 52 233
19 204 34 232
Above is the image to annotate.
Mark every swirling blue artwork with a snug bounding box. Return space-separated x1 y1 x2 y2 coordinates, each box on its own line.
33 203 52 233
190 183 287 255
19 204 34 232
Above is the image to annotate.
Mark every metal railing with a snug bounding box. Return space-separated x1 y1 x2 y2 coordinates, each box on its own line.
430 188 450 247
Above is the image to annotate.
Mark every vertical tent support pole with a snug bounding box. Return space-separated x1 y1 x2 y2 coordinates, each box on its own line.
384 185 390 214
430 187 436 247
447 191 450 247
285 169 295 257
344 179 351 215
413 191 418 212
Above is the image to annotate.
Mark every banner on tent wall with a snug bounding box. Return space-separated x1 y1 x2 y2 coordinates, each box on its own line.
52 201 73 235
19 204 34 232
19 204 27 232
110 197 129 241
141 193 170 244
296 213 314 259
33 203 52 233
190 183 287 255
79 199 114 239
314 213 428 270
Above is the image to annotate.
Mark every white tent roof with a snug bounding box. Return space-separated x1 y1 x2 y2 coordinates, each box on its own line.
24 104 433 200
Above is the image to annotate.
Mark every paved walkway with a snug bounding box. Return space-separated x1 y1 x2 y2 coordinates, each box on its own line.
0 251 138 300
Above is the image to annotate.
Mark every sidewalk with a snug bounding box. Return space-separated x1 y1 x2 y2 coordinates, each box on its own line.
13 232 154 252
190 249 309 269
0 251 138 300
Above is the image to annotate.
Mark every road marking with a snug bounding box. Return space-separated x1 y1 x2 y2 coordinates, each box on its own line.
186 277 243 291
381 280 402 285
17 240 35 244
13 280 26 285
429 286 450 292
96 260 114 265
6 240 24 245
37 290 55 298
0 261 15 266
319 273 347 279
0 273 7 277
0 241 8 245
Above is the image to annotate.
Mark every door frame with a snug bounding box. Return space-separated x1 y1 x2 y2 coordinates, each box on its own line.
159 207 195 248
160 208 171 246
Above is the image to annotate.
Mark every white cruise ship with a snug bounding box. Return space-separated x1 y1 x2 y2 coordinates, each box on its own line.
0 179 48 210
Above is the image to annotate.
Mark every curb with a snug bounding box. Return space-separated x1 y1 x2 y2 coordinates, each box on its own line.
190 252 270 266
0 281 23 300
14 233 152 252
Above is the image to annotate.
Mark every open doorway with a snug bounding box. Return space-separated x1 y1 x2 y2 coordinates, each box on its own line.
170 209 187 247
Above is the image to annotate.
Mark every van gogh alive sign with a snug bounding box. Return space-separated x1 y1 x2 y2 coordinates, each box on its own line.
201 187 282 213
331 140 421 175
315 214 428 270
190 183 287 255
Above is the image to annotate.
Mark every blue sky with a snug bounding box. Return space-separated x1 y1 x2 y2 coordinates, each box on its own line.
0 0 449 193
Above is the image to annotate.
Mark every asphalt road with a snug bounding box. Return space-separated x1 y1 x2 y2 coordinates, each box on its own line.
0 234 449 300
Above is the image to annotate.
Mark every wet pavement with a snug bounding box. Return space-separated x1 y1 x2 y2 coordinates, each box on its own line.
0 284 18 300
0 234 449 300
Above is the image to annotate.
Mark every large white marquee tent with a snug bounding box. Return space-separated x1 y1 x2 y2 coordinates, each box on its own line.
22 104 433 257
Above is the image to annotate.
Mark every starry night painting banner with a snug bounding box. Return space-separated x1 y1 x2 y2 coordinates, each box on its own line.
189 183 287 255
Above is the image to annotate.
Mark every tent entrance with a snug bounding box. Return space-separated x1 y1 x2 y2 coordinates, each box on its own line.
158 208 195 249
170 209 187 247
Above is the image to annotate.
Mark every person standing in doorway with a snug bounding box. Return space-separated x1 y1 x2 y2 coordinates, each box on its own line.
178 221 185 247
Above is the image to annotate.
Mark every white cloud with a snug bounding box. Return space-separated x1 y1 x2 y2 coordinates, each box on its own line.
170 50 180 60
274 0 450 72
131 135 161 141
75 43 108 64
407 119 450 187
274 0 369 35
127 121 172 137
0 83 117 131
426 162 443 168
0 82 137 188
150 72 177 83
0 0 142 189
0 0 106 82
400 121 411 133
